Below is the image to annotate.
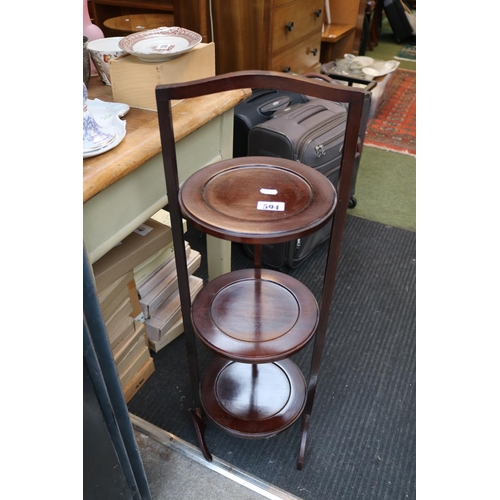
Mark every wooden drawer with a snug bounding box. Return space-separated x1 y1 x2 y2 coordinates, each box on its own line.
271 0 323 54
270 31 322 74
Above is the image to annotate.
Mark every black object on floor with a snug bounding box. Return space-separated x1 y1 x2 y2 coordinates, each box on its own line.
382 0 414 44
128 215 416 500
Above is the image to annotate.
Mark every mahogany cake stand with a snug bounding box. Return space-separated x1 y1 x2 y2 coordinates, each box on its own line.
154 70 366 470
178 156 337 441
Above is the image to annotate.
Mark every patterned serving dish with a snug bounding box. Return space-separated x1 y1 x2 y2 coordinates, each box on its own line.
118 27 202 63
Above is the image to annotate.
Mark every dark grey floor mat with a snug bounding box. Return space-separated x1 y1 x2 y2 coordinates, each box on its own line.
128 215 416 500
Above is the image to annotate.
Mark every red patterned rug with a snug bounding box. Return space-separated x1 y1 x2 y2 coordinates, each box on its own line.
364 69 416 156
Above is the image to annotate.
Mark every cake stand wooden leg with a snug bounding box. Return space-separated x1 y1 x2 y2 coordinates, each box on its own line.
190 408 213 462
297 413 311 470
254 244 262 269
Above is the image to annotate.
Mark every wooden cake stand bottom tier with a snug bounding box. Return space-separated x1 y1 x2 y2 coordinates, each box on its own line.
200 358 307 439
191 268 319 363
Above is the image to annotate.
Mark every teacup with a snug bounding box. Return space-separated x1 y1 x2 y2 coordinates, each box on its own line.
88 37 125 85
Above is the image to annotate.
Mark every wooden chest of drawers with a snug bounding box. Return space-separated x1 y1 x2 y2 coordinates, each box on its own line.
211 0 324 75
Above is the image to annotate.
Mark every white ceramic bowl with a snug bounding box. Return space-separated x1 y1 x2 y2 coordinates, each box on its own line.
87 37 125 85
362 67 380 78
355 56 374 68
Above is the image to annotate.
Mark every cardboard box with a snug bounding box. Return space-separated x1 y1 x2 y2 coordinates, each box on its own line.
370 73 393 118
139 249 201 319
119 344 152 388
145 275 203 341
148 316 184 353
136 242 190 299
98 272 133 322
107 309 136 351
109 42 216 111
109 316 137 352
127 278 143 319
118 322 152 390
104 296 134 338
122 356 155 403
92 218 173 292
100 287 130 322
116 329 149 376
112 323 147 373
150 208 187 232
134 243 175 288
97 271 134 315
352 72 394 119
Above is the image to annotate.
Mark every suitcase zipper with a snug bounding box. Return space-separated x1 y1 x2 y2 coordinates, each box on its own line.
271 101 347 161
314 130 345 157
298 118 346 160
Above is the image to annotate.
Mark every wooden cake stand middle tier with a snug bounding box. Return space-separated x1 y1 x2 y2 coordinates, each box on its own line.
191 268 319 363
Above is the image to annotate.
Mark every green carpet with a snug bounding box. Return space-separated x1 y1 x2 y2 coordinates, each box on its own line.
369 17 416 72
351 16 416 232
351 146 416 232
369 37 416 71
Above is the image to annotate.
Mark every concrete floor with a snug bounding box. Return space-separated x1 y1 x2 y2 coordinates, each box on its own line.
131 415 303 500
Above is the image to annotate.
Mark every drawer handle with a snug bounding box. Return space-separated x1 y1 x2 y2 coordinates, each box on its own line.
314 9 322 17
283 66 291 73
311 48 318 56
286 22 294 31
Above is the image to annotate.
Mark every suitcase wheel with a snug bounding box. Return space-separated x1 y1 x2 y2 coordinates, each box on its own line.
348 197 357 209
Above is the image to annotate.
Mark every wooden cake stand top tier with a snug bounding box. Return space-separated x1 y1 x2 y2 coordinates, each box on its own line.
179 156 337 244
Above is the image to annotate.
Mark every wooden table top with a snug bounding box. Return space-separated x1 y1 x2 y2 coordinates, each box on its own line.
83 76 251 203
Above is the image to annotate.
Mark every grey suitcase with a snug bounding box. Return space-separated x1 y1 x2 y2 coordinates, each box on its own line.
233 88 309 158
249 98 351 181
244 97 362 269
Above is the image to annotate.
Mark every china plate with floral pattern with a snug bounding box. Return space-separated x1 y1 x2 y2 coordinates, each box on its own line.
119 27 202 62
83 99 129 158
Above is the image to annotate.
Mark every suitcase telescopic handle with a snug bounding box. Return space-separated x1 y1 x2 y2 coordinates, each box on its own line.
246 89 278 103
